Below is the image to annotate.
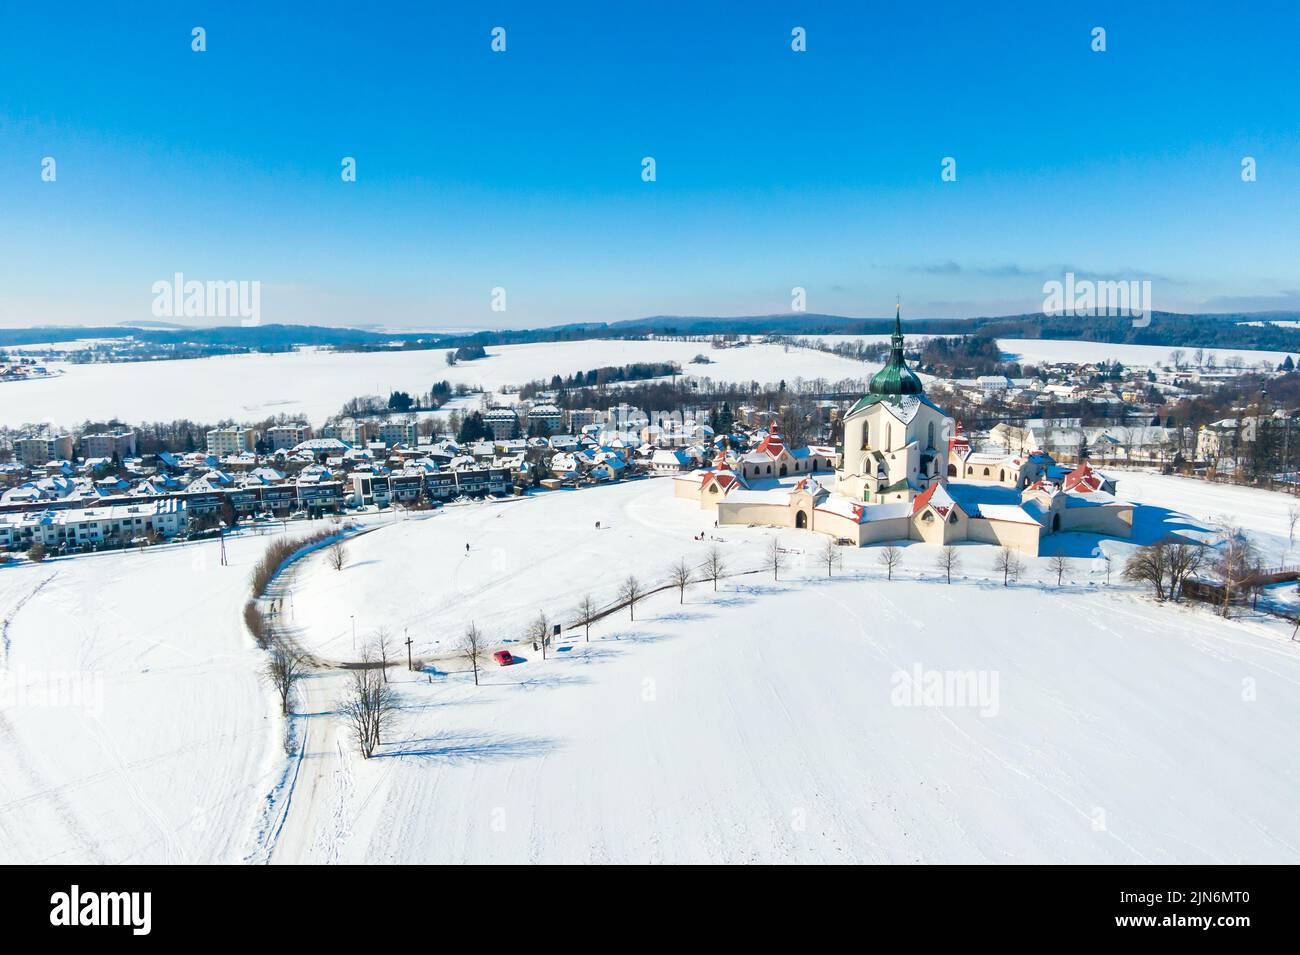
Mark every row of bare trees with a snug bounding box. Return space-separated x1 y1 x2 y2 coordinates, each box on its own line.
1122 527 1262 618
1121 541 1206 603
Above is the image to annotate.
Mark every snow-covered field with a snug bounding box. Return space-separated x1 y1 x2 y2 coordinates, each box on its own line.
3 471 1298 864
996 338 1295 370
267 472 1300 863
0 531 285 863
806 334 1295 371
0 340 874 429
273 577 1300 863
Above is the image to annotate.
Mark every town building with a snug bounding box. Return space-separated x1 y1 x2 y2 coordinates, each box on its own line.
266 424 312 451
14 434 74 467
375 419 418 448
526 403 564 433
483 408 519 440
206 427 253 456
0 498 188 551
80 430 137 460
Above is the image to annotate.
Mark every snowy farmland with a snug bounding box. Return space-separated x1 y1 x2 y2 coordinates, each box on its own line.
806 334 1295 371
0 339 875 429
2 472 1298 864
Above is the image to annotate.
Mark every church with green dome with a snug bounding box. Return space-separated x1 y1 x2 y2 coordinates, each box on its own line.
701 303 1133 556
835 306 953 504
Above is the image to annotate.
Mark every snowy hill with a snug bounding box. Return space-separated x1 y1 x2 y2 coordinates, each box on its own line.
2 472 1298 863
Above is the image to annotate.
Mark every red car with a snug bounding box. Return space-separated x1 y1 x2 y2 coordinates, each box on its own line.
493 650 515 666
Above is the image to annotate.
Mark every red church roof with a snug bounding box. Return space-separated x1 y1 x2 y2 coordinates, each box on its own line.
1063 460 1104 493
911 482 957 517
754 421 786 458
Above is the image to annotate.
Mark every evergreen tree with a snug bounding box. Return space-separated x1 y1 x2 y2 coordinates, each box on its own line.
457 411 487 443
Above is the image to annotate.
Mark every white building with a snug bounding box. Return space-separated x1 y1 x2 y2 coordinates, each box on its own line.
0 498 188 551
206 427 253 456
376 420 418 448
266 424 312 451
15 434 74 467
484 408 519 440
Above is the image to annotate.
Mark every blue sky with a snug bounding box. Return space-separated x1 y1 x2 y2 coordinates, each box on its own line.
1 0 1298 329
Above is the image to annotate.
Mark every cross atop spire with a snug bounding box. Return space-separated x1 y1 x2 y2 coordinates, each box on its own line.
866 299 924 397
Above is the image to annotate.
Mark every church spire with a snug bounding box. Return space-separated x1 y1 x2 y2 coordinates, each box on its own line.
867 300 924 397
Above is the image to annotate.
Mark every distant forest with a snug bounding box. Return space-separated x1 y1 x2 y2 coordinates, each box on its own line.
4 310 1300 356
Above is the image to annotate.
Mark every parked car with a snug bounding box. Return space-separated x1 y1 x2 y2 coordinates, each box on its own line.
493 650 515 666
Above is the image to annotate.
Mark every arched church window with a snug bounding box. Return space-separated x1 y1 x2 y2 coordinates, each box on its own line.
928 422 935 448
863 423 870 449
983 467 990 476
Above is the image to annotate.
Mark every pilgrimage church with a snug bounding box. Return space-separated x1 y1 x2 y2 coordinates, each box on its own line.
674 307 1133 556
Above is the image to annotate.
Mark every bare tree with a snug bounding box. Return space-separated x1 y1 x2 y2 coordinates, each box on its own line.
766 537 785 581
460 622 488 685
620 575 643 620
262 639 306 715
1213 527 1257 618
1166 542 1204 602
820 538 841 578
575 594 598 642
937 545 960 584
327 540 347 571
1047 554 1071 587
374 627 393 683
703 545 725 591
341 652 397 759
527 611 551 659
993 547 1023 587
1288 505 1299 547
669 558 693 603
1123 543 1170 600
878 543 902 581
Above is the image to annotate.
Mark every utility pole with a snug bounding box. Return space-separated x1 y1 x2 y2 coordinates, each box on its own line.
219 527 227 566
351 614 356 653
405 630 413 671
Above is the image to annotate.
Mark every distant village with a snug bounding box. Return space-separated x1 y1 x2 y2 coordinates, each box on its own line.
2 333 1298 559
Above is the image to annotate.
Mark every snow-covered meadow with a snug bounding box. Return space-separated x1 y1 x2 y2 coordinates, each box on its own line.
995 338 1295 370
266 472 1300 863
0 339 875 429
806 334 1295 371
2 470 1298 864
272 577 1300 863
0 531 286 863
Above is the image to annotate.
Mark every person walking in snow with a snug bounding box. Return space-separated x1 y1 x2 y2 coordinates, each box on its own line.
465 542 470 553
